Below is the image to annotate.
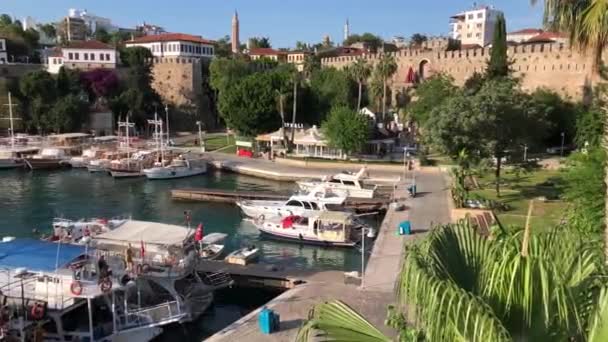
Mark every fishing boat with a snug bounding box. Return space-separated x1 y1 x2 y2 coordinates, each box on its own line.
236 186 346 219
23 147 72 170
143 156 206 180
109 150 157 178
199 233 228 260
0 238 193 341
225 245 260 265
0 147 38 169
253 211 363 247
296 168 377 199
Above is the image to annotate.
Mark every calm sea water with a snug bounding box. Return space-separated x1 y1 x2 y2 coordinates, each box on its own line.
0 168 366 273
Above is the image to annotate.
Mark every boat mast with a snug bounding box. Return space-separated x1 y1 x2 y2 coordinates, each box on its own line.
165 104 170 144
2 92 20 150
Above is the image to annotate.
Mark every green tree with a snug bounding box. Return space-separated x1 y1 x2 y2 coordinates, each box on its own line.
576 107 605 147
56 67 82 97
322 106 369 156
48 94 88 133
563 149 606 237
214 35 233 58
218 72 281 136
298 222 608 342
487 12 509 79
409 73 457 125
94 28 111 43
530 88 578 146
20 70 57 103
308 67 356 123
409 33 428 48
248 36 271 49
463 71 485 95
343 33 383 51
38 23 56 39
375 53 397 120
348 58 372 111
302 55 321 79
0 14 12 26
295 41 311 51
209 57 252 94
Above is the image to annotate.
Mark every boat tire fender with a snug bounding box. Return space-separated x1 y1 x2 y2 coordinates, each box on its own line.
70 281 83 296
30 303 45 320
100 278 112 293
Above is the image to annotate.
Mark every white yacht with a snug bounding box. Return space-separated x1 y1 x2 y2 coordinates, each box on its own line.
143 156 206 180
253 211 364 247
236 186 347 219
297 168 377 199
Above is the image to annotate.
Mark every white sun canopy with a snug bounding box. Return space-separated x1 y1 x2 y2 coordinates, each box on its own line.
94 220 191 250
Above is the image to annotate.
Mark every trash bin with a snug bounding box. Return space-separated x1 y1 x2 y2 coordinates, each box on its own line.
259 308 280 334
259 307 272 334
398 221 412 235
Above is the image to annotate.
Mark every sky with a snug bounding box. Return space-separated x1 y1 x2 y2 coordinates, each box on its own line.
2 0 544 47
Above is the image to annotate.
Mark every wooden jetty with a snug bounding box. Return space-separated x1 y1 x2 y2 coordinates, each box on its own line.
197 259 307 289
171 188 390 212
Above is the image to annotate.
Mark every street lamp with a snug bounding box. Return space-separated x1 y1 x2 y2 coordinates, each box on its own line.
560 132 565 157
195 121 205 153
523 144 528 162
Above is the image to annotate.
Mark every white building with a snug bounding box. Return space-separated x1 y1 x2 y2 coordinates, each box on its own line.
68 9 117 33
450 5 503 47
125 33 215 58
0 37 7 63
46 40 117 74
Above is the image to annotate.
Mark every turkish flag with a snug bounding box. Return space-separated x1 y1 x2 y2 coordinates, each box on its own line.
195 223 204 241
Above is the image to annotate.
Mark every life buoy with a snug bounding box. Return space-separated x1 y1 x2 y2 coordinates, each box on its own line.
99 278 112 293
30 303 45 320
70 281 83 295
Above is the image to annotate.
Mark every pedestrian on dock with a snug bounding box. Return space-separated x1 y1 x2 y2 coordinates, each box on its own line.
126 243 134 271
195 223 204 249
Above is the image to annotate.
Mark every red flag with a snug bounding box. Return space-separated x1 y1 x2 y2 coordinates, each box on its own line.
194 223 204 242
140 240 145 258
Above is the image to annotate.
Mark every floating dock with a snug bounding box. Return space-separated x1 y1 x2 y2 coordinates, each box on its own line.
171 188 391 212
196 259 308 289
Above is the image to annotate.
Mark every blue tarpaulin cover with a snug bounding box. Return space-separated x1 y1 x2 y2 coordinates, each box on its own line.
0 239 88 272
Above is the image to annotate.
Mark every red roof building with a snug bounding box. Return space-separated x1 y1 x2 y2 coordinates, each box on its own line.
248 48 287 62
125 33 215 58
45 40 117 74
507 28 545 43
525 31 569 44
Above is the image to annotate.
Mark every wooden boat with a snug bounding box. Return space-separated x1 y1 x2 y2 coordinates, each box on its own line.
225 246 260 265
109 150 157 178
24 147 71 170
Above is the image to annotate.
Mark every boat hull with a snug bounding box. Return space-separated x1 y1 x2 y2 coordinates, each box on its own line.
297 181 375 199
0 158 23 169
24 158 69 170
143 166 206 180
237 201 317 219
258 228 357 247
110 170 144 178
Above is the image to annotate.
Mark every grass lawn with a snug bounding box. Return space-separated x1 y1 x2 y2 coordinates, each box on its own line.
470 168 567 229
203 135 235 152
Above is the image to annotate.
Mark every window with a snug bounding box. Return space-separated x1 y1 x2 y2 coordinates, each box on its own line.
180 44 184 52
476 33 481 38
476 23 482 28
105 54 110 61
0 41 3 50
457 25 462 30
329 179 341 184
90 53 95 61
286 200 304 208
68 52 73 60
75 53 79 60
302 202 312 210
84 53 88 60
343 180 356 186
477 12 483 18
100 53 105 61
468 14 474 19
310 202 319 210
210 47 214 55
467 33 473 38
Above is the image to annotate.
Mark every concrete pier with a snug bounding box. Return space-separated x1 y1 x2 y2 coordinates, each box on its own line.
203 169 451 341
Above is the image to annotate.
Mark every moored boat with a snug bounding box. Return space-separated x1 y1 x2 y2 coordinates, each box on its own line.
23 147 72 170
225 245 260 265
143 156 207 180
237 186 346 218
199 232 228 260
253 211 364 247
297 167 377 199
0 147 38 169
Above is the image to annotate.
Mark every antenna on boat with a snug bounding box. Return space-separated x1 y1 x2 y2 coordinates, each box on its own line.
2 92 21 149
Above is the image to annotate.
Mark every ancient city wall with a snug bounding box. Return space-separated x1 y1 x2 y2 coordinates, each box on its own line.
151 57 203 108
321 43 598 100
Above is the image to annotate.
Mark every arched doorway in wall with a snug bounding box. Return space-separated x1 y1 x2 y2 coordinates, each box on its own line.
419 59 430 81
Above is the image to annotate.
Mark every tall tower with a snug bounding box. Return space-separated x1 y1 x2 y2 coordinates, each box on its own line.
344 19 350 42
231 10 240 54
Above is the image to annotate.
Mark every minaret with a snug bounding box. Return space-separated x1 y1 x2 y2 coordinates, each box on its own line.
344 18 350 42
231 10 240 54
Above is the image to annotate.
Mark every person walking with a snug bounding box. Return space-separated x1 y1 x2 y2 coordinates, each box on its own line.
126 243 134 272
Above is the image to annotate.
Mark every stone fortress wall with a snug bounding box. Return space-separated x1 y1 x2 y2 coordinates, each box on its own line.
321 43 600 100
150 56 203 108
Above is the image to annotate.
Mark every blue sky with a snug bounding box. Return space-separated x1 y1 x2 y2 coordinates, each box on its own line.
2 0 544 47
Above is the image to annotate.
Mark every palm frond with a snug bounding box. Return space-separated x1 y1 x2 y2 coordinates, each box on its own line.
588 287 608 342
296 300 391 342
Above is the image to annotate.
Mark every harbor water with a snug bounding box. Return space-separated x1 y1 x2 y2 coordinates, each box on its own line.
0 168 369 272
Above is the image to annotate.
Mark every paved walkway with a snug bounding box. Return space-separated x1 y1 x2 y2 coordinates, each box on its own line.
204 169 452 341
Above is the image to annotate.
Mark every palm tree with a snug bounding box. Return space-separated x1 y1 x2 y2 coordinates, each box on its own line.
376 54 398 120
291 70 303 144
348 58 372 111
533 0 607 75
297 222 608 341
533 1 608 259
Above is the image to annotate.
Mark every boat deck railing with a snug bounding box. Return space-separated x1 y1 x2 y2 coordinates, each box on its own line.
118 300 185 331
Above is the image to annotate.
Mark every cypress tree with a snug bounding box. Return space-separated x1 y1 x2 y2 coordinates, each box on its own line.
487 13 509 79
